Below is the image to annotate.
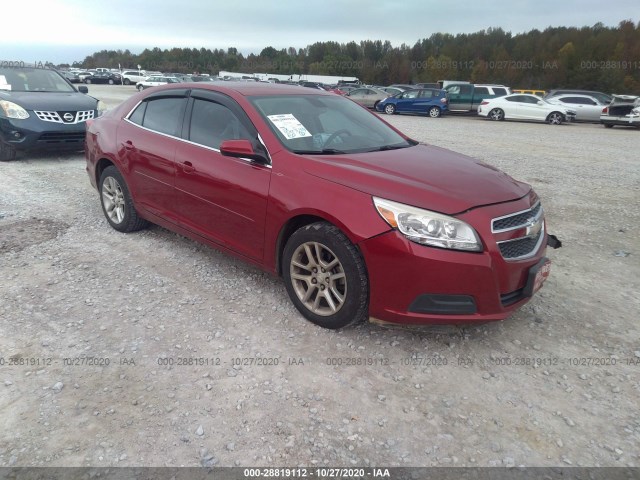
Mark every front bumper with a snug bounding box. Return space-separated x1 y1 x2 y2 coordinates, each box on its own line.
359 197 552 325
0 115 91 152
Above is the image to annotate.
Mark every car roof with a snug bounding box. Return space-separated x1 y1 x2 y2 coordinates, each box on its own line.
151 82 329 97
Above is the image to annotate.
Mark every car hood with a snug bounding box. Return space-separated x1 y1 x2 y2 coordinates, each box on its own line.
0 91 97 111
303 144 530 215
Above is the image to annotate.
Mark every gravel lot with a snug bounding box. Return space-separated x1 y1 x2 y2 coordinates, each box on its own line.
1 85 639 468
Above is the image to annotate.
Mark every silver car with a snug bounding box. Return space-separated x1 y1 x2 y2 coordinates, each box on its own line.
345 87 390 109
546 94 606 122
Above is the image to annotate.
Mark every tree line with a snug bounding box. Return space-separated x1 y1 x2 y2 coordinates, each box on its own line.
70 21 640 92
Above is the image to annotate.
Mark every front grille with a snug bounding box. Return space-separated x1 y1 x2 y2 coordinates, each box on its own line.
493 202 541 232
498 229 543 259
493 202 545 261
34 110 94 124
37 132 86 144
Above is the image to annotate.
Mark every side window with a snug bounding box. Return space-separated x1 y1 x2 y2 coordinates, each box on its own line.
128 102 147 125
404 90 418 99
492 88 507 96
474 87 489 95
505 96 520 102
141 97 187 136
189 99 250 150
458 84 473 95
418 90 433 98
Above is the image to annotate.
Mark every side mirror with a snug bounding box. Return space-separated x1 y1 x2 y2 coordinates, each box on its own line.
219 139 269 164
78 85 89 94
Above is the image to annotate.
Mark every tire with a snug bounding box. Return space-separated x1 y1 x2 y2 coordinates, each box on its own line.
108 79 114 85
282 222 368 329
124 78 131 85
0 141 17 161
373 100 380 110
489 108 504 121
604 124 614 128
99 166 149 233
137 85 143 92
384 104 396 115
547 112 564 125
428 106 441 118
85 79 91 84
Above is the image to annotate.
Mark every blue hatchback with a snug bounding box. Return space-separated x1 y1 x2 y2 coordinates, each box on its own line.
376 88 449 118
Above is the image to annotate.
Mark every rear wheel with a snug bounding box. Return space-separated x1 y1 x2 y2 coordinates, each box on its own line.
108 79 114 85
547 112 564 125
137 85 143 92
428 106 441 118
85 79 91 84
384 104 396 115
124 78 131 85
0 141 17 161
99 166 149 232
283 222 368 329
489 108 504 121
604 124 614 128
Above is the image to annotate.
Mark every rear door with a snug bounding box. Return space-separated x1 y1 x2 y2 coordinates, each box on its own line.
118 90 189 219
173 89 272 261
446 84 473 111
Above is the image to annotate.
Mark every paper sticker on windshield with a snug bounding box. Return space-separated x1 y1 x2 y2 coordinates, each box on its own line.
267 114 312 139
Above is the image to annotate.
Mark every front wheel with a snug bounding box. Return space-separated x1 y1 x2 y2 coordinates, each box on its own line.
428 106 441 118
99 166 149 232
0 141 17 161
283 222 368 329
384 104 396 115
547 112 564 125
137 85 143 91
489 108 504 121
124 78 131 85
604 124 614 129
85 79 91 84
108 79 114 85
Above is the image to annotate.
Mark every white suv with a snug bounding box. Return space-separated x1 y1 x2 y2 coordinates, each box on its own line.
121 70 148 86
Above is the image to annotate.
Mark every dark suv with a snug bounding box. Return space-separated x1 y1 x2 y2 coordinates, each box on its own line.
0 64 105 160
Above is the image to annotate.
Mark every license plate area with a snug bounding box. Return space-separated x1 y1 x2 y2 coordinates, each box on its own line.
523 257 551 297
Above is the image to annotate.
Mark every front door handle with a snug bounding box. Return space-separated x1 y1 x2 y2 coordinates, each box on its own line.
182 161 195 173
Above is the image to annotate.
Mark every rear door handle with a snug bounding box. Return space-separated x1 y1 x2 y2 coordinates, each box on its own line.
182 161 195 173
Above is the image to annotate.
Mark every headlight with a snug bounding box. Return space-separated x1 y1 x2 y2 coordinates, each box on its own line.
373 197 482 252
96 100 107 117
0 100 30 119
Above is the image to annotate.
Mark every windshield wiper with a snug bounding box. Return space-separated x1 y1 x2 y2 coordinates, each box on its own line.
371 144 411 152
292 148 346 155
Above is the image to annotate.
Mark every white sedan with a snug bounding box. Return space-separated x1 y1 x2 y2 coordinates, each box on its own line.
478 94 576 125
136 76 181 91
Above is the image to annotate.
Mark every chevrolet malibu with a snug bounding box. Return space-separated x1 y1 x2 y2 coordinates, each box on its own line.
85 83 559 329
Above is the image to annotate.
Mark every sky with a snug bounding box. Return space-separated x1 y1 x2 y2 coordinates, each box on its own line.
2 0 638 65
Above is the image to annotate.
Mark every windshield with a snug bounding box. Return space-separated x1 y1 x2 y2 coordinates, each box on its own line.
0 67 75 93
249 94 414 154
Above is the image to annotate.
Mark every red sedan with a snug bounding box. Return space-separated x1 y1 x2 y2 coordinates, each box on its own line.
85 82 558 329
